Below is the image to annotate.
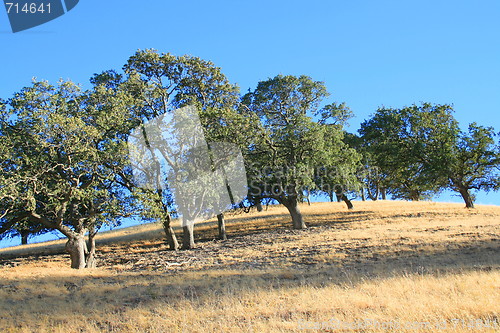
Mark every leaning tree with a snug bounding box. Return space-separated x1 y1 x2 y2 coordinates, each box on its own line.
0 80 135 268
447 122 500 208
108 49 251 249
242 75 356 229
359 103 457 201
359 103 500 207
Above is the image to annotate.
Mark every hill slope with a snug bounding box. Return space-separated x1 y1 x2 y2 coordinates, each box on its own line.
0 201 499 332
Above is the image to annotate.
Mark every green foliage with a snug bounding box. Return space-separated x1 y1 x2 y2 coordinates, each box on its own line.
0 80 135 240
315 102 354 127
105 49 253 225
242 75 359 204
359 103 500 206
123 49 240 118
449 123 500 194
315 103 361 201
315 128 362 201
359 103 459 200
2 49 498 251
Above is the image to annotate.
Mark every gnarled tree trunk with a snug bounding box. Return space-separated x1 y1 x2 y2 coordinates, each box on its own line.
20 231 29 245
282 196 306 229
85 232 97 269
337 193 354 210
458 186 475 208
65 234 87 269
380 187 387 200
366 183 378 201
162 214 179 250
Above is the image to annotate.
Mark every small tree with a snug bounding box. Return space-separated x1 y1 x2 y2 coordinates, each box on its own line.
0 219 48 245
359 103 458 201
448 123 500 208
359 103 500 207
343 132 384 201
313 103 361 208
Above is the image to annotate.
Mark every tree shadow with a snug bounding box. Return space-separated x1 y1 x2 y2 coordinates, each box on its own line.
1 236 498 328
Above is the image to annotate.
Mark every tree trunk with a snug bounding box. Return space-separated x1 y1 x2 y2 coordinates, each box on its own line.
85 232 97 269
20 231 29 245
409 190 420 201
162 214 179 250
65 234 87 269
182 223 195 249
380 187 387 200
361 186 366 201
340 194 354 210
255 201 263 212
217 213 227 240
328 191 335 202
250 196 264 212
283 197 306 229
336 193 342 203
458 186 475 208
366 183 378 201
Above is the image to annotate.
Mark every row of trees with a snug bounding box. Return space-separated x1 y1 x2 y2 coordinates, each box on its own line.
356 103 500 207
1 49 499 269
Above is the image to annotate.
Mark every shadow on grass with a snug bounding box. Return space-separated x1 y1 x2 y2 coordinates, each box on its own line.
1 202 499 330
1 237 498 317
0 204 484 266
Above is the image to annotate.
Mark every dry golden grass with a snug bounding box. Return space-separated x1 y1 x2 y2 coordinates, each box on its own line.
0 200 499 332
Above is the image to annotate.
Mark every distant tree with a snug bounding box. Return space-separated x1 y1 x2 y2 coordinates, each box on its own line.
0 80 134 269
0 219 48 245
447 123 500 208
343 132 378 201
313 103 361 208
359 103 457 201
359 103 500 207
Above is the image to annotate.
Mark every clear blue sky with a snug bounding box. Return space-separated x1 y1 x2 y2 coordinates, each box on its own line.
1 0 499 246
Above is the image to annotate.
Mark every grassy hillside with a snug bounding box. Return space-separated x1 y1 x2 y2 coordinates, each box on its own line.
0 201 499 332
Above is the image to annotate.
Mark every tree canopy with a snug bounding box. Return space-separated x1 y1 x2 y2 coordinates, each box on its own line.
359 103 500 207
0 80 135 268
111 49 253 249
359 103 458 201
242 75 359 228
447 123 500 208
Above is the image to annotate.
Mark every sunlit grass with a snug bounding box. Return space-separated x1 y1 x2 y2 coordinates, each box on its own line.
0 200 499 332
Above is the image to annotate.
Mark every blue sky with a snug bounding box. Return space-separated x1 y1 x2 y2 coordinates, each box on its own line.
1 0 500 246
